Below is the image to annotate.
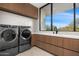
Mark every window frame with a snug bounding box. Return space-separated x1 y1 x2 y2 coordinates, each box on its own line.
39 3 52 31
39 3 77 32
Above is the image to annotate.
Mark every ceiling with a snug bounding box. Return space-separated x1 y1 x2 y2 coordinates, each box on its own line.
30 3 47 8
31 3 79 15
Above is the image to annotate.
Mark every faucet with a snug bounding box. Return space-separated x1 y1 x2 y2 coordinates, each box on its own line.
54 26 58 34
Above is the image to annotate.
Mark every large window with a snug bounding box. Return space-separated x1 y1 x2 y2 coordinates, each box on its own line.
39 3 79 32
53 3 74 31
40 4 51 31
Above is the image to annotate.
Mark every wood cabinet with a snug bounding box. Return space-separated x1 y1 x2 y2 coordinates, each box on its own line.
51 36 58 46
32 34 38 46
46 43 63 56
63 38 79 52
39 35 51 44
0 3 38 19
57 37 63 47
51 36 63 47
35 40 63 56
31 34 37 46
64 49 79 56
32 34 79 56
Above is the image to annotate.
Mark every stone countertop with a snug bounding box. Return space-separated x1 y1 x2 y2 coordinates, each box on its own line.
32 31 79 39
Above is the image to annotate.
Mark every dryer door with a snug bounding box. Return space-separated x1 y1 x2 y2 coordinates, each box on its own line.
21 29 31 39
1 29 16 42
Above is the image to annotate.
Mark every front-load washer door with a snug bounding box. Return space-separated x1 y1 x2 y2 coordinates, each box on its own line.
20 29 31 45
0 29 18 50
1 29 16 42
21 29 31 40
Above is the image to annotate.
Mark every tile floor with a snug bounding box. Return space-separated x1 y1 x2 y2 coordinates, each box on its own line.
17 47 53 56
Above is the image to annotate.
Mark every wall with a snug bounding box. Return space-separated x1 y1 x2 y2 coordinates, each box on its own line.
0 10 36 33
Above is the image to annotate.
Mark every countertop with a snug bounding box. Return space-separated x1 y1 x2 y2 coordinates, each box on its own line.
32 31 79 39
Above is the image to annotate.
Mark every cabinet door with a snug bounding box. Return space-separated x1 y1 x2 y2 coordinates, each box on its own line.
0 3 38 19
51 36 58 46
35 40 41 47
35 40 48 51
44 36 51 44
64 49 79 56
35 40 63 56
32 34 36 46
57 37 63 47
37 35 51 44
38 35 46 42
32 34 39 46
70 39 79 52
63 38 79 52
46 44 63 56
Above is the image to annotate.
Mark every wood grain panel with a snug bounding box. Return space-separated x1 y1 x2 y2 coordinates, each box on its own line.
32 34 39 46
32 34 79 56
51 36 58 46
0 3 38 19
64 49 79 56
40 35 51 43
35 40 63 56
63 38 79 52
57 37 63 47
46 43 63 56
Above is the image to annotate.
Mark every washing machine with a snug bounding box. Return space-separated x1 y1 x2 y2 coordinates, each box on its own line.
0 46 18 56
0 24 18 55
19 26 31 52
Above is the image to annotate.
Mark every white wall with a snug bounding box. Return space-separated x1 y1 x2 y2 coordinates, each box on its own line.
0 10 37 33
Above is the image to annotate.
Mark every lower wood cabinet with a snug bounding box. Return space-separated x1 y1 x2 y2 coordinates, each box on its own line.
64 49 79 56
63 38 79 52
46 44 63 56
57 37 63 47
37 35 51 44
51 36 58 46
31 35 35 46
35 40 63 56
32 34 38 46
32 34 79 56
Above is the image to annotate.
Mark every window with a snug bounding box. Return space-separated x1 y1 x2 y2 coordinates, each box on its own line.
53 3 74 31
76 3 79 32
40 4 51 31
39 3 79 32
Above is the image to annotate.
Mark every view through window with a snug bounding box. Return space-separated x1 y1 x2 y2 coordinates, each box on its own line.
40 3 79 32
53 3 74 31
40 4 51 31
76 3 79 32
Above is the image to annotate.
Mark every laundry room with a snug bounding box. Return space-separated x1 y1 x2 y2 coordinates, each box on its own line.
0 3 79 56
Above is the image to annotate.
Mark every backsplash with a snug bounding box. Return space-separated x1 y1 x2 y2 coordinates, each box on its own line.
0 10 36 33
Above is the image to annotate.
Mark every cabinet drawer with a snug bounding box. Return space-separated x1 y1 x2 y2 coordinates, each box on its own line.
57 37 63 47
46 44 63 56
32 34 39 46
64 49 79 56
35 40 63 56
51 36 58 46
63 38 79 52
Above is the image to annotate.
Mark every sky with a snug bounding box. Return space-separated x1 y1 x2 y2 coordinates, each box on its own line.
44 8 79 29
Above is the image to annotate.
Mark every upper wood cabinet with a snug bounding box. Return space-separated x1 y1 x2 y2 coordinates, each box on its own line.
0 3 38 19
